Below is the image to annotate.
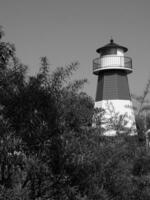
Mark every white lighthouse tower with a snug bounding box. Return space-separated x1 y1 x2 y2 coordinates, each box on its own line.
93 39 136 136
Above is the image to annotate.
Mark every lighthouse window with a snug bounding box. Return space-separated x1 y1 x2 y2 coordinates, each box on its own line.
101 48 117 56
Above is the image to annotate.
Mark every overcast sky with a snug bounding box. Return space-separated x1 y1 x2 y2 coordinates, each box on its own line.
0 0 150 99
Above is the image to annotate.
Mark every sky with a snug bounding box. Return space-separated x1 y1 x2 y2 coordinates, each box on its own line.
0 0 150 99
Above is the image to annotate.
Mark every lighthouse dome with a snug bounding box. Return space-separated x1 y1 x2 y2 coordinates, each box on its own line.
96 39 128 54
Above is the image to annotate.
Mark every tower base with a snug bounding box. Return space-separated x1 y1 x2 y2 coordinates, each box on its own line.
93 100 137 136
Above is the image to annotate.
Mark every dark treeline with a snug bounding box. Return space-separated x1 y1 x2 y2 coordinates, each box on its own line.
0 29 149 200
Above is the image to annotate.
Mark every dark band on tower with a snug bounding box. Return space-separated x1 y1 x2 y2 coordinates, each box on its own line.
96 70 131 101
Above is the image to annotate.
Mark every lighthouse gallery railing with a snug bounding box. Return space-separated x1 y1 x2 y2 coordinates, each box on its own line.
93 56 132 73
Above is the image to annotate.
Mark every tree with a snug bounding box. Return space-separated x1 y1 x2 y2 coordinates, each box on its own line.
0 29 94 199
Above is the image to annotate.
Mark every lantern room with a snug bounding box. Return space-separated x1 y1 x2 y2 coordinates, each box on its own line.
93 39 132 75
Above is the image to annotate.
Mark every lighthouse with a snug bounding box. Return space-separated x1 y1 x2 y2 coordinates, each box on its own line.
92 39 136 136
